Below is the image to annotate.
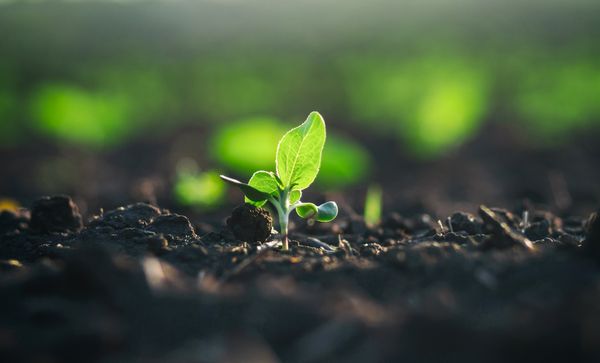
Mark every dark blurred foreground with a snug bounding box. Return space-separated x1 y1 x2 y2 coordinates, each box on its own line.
1 193 600 363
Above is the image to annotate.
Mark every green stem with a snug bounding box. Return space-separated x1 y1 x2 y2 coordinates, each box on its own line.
279 210 289 251
270 190 291 251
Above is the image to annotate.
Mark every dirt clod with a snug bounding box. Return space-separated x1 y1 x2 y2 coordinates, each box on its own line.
525 219 551 241
90 202 162 230
148 214 196 238
30 195 82 234
449 212 482 235
227 204 273 243
0 199 597 363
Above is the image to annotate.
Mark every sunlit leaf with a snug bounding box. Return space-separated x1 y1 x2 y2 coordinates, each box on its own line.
296 201 338 222
276 112 326 190
245 170 280 205
314 201 338 222
296 203 318 219
289 190 302 204
219 175 271 202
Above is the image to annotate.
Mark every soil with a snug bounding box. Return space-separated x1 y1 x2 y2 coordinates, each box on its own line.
1 194 600 363
1 123 600 363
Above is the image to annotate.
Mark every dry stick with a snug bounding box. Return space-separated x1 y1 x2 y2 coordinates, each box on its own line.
437 219 446 233
447 216 454 233
521 210 529 233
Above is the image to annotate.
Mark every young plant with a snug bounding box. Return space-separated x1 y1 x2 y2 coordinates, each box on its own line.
364 184 382 226
220 111 338 250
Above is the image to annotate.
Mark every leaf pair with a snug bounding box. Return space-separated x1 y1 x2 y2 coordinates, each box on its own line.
220 111 338 249
295 201 338 222
245 171 300 207
222 111 326 199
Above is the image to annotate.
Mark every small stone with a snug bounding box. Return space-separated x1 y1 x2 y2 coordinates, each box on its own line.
558 234 580 249
449 212 482 235
525 219 551 241
226 204 273 243
90 203 161 230
148 214 196 238
30 196 82 234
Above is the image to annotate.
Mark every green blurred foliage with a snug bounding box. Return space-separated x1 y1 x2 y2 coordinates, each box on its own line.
341 54 490 157
30 83 133 147
1 0 599 169
28 65 180 147
210 117 370 189
210 117 285 174
174 170 226 210
513 58 600 141
14 50 600 156
364 184 383 226
319 136 371 188
0 88 19 145
0 66 20 146
188 59 311 121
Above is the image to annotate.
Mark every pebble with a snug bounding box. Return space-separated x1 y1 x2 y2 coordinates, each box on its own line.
148 214 197 239
30 195 82 234
449 212 482 235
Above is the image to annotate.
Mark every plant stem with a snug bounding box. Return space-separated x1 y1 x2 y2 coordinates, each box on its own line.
277 208 289 251
270 192 290 251
281 220 290 251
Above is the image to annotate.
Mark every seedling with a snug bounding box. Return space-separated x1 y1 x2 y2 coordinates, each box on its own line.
220 111 338 250
364 184 382 226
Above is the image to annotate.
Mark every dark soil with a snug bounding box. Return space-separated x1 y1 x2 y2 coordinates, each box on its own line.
1 122 600 362
1 195 600 363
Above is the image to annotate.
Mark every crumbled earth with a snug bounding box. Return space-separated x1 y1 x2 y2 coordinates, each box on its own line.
227 204 273 243
30 195 82 234
1 197 600 363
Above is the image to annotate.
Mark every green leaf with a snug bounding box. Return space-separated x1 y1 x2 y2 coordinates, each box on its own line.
289 190 302 204
219 175 271 202
296 203 318 219
245 171 280 206
276 111 326 190
295 201 338 222
247 171 280 195
314 201 338 222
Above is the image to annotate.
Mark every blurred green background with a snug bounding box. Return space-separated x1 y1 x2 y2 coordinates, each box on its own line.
0 0 599 212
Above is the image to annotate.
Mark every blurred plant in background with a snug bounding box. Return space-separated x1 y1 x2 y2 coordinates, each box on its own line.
174 160 226 210
340 53 490 157
513 57 600 142
0 64 19 146
0 0 599 205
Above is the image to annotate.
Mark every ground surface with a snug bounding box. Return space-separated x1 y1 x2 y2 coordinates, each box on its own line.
1 194 600 363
